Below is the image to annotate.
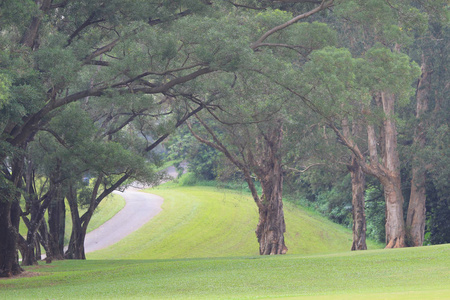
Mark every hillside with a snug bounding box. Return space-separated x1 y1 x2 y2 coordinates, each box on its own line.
88 184 382 260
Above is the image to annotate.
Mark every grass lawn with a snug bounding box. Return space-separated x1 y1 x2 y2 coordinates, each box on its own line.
87 184 381 260
5 184 446 299
1 244 448 299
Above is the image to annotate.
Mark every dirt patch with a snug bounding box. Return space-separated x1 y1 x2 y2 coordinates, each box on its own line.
0 265 53 280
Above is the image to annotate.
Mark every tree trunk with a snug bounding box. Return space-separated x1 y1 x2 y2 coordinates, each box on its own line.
406 163 427 247
256 167 287 255
382 178 406 248
65 229 87 260
0 200 22 277
253 121 287 255
380 92 406 248
38 221 52 260
65 185 86 259
20 188 54 265
342 117 367 250
0 158 25 277
349 157 367 250
48 191 66 260
20 232 39 266
406 55 429 247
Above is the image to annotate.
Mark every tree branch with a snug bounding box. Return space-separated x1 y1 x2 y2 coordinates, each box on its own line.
285 163 326 173
67 14 105 47
251 0 334 50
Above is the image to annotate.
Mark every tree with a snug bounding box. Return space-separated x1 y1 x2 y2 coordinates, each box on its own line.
403 2 449 246
1 0 248 276
188 108 289 255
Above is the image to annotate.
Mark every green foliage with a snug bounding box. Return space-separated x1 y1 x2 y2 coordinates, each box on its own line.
0 73 11 108
425 180 450 245
175 15 254 72
0 0 37 29
302 46 369 118
178 172 198 186
168 127 221 181
364 184 386 243
34 34 81 87
361 44 421 105
334 0 428 46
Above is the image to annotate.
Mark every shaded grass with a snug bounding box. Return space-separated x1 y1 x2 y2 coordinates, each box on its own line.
1 244 448 299
88 185 381 260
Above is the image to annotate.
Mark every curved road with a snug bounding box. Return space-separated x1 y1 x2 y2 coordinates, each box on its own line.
84 189 163 253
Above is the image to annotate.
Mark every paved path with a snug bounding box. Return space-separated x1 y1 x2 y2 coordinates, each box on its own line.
83 165 183 253
84 189 163 253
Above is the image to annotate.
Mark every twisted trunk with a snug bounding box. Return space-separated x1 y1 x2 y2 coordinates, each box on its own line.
255 160 287 255
65 184 86 259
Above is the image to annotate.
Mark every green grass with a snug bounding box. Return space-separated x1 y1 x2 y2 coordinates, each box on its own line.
87 184 381 260
85 193 126 233
1 244 448 299
4 183 447 299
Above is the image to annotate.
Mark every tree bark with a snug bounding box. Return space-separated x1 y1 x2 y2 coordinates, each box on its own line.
48 186 66 260
249 120 288 255
349 157 367 250
65 184 86 259
255 158 287 255
0 158 25 277
407 167 426 246
382 177 406 248
342 117 367 250
380 92 406 248
0 200 22 277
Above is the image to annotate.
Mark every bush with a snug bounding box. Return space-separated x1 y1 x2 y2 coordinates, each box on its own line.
179 172 198 186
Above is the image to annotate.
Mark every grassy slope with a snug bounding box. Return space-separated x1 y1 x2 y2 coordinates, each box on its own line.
88 184 381 260
1 244 448 299
4 184 449 299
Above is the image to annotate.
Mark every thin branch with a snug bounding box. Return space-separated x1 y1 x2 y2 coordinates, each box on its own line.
251 0 334 50
67 14 105 47
148 10 193 26
84 39 120 64
227 1 265 10
87 60 110 66
285 163 326 173
144 104 205 152
111 63 207 88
